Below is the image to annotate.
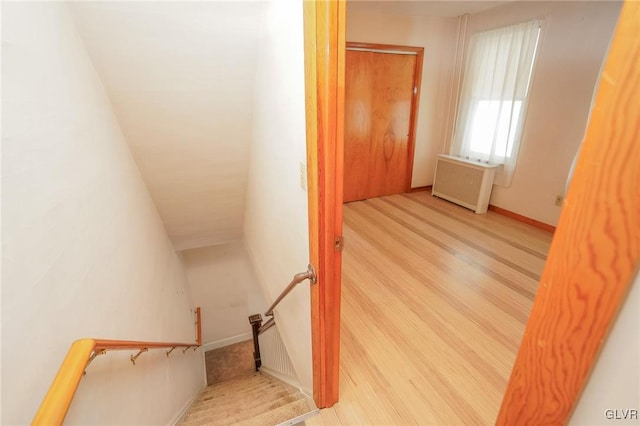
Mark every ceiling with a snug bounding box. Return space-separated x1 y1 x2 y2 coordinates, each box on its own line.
69 1 504 252
70 2 264 251
347 1 506 18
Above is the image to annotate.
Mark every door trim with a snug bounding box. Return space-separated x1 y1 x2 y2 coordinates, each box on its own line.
303 0 345 408
345 42 424 193
497 1 639 423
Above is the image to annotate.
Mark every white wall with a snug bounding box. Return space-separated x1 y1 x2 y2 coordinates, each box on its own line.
1 3 203 424
462 1 622 226
346 8 459 188
570 273 639 425
182 243 268 345
69 2 265 251
243 0 313 394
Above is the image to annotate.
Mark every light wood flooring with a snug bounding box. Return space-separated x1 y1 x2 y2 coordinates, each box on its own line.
307 192 553 425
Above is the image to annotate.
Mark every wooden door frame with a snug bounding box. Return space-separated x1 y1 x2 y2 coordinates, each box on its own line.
304 0 637 417
497 1 639 423
345 42 424 193
303 0 345 408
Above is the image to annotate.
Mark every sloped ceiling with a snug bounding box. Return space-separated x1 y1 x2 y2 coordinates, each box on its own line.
69 1 505 252
347 1 505 18
70 2 264 251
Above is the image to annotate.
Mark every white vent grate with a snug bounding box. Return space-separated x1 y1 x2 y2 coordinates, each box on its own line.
432 154 498 214
259 324 297 380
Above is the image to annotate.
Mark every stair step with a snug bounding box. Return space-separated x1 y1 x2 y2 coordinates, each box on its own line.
192 378 285 408
236 399 311 426
189 393 304 424
185 390 300 418
179 372 311 426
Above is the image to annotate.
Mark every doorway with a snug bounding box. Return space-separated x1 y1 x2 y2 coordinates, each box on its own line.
305 0 636 421
343 43 423 202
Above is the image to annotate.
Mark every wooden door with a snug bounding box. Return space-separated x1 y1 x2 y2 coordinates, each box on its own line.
303 0 345 408
344 46 422 202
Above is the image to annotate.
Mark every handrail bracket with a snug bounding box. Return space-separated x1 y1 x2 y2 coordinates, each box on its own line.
130 348 148 365
83 349 106 375
307 263 318 285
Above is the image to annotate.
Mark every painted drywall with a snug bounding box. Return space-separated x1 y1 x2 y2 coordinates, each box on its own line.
243 0 313 394
462 1 622 226
182 243 268 345
570 273 639 425
1 3 203 424
346 7 459 188
69 2 265 251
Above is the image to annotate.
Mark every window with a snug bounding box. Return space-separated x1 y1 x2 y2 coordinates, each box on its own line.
451 20 541 186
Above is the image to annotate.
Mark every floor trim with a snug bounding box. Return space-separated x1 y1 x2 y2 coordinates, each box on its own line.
169 383 206 426
200 332 252 353
411 186 556 233
410 185 432 193
260 366 314 402
488 204 556 233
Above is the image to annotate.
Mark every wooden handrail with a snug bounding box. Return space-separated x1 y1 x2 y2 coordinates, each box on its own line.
32 307 201 425
92 339 196 351
32 339 96 426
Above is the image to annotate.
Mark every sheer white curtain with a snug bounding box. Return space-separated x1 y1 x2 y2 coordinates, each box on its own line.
451 19 541 186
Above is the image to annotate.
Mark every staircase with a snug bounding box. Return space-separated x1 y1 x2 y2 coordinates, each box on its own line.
179 372 312 425
178 340 314 425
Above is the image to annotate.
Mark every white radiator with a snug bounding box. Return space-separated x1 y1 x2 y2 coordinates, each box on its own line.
432 154 498 214
259 324 298 381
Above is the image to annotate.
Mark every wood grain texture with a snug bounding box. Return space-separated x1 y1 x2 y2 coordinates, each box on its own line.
303 0 345 408
344 50 374 202
344 43 423 202
306 193 552 425
497 1 640 424
368 53 414 197
406 48 423 190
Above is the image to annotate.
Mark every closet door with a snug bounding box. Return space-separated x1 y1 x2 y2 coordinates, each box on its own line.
344 47 419 202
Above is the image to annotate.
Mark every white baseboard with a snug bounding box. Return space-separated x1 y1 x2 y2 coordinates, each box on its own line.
300 387 316 409
200 332 253 353
169 383 205 426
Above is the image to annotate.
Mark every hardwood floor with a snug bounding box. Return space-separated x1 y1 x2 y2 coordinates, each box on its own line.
307 192 553 425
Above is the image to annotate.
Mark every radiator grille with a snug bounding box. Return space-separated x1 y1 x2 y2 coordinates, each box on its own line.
433 160 484 206
259 325 297 379
432 155 497 214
